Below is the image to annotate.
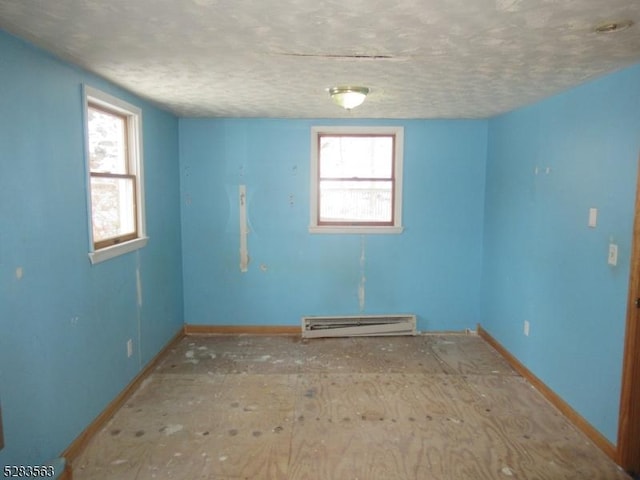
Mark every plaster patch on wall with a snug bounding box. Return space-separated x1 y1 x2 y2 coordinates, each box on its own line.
136 267 143 307
358 277 366 312
239 185 249 272
135 252 143 369
359 236 366 312
15 267 23 280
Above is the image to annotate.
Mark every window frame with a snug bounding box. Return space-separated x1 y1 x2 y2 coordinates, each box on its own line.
83 85 147 264
309 126 404 234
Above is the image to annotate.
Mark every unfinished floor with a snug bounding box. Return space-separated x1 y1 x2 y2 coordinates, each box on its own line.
73 334 629 479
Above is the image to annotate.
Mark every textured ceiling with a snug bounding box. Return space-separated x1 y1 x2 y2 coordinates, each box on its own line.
1 0 639 118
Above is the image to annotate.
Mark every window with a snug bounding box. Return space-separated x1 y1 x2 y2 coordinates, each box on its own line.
84 86 147 263
310 126 404 234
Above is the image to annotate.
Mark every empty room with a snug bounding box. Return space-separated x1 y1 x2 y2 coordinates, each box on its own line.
1 0 640 478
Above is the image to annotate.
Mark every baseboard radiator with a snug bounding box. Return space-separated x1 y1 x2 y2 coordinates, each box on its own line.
301 314 417 339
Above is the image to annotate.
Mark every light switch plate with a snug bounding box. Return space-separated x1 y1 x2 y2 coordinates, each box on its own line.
588 208 597 228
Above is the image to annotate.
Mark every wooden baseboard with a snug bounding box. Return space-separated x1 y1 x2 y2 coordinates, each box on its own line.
184 325 477 337
61 327 185 477
477 324 617 462
184 324 300 336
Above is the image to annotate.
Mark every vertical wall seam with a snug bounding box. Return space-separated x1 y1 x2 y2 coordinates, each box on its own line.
136 252 143 370
359 235 366 312
239 184 249 272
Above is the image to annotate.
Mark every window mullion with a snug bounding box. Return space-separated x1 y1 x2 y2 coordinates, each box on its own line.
319 177 393 182
91 172 135 180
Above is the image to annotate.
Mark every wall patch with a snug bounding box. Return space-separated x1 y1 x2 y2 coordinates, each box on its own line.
239 185 249 272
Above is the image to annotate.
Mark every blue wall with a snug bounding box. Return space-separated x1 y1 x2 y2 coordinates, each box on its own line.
0 31 184 467
179 118 488 331
481 64 640 443
3 21 640 468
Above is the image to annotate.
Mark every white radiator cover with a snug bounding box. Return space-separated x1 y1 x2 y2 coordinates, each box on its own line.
301 314 417 339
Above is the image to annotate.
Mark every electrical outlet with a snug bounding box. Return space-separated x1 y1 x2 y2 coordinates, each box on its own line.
524 320 530 337
127 339 133 358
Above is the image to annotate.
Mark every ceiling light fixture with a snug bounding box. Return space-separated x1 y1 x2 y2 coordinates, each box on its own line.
329 86 370 110
594 19 634 34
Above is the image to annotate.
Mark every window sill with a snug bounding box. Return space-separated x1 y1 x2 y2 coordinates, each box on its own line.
88 237 148 264
309 226 404 235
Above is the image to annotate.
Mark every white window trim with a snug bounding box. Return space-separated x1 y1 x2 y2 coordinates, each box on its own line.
83 85 148 264
309 126 404 234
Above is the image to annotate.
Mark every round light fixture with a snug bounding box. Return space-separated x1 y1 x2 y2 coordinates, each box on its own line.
328 86 370 110
594 19 634 34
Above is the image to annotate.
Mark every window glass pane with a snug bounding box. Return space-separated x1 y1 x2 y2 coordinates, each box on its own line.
319 135 393 179
88 106 127 174
90 176 136 242
319 180 393 223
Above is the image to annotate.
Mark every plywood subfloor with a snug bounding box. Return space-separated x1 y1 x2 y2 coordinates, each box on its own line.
72 334 629 479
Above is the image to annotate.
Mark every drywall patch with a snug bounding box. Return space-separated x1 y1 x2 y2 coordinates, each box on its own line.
239 185 249 272
358 236 366 312
15 267 23 280
136 267 143 307
135 252 143 370
358 277 366 312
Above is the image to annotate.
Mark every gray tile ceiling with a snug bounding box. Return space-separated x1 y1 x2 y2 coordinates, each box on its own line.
1 0 639 118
